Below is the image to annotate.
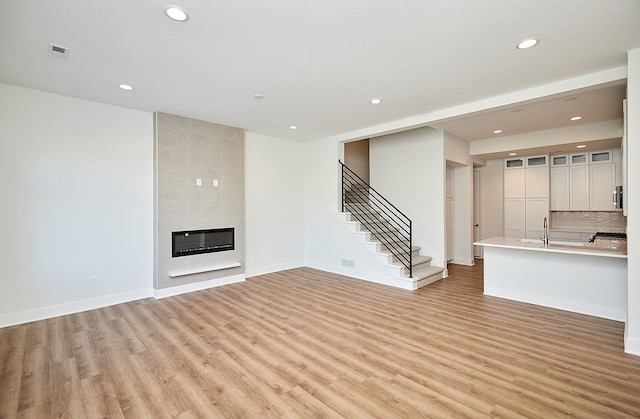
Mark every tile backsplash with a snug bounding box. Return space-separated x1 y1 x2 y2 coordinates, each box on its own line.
550 211 627 233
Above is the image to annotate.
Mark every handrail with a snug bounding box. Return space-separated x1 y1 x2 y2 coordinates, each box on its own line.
339 160 413 278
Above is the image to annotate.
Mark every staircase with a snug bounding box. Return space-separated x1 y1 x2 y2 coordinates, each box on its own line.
338 161 444 290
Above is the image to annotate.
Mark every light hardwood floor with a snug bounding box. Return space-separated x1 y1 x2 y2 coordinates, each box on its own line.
2 261 640 418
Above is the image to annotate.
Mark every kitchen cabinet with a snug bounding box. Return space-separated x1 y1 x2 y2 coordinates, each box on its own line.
590 163 616 211
504 157 524 169
550 148 622 211
476 237 628 321
525 167 549 198
550 166 569 210
504 199 525 238
550 155 569 210
504 169 525 199
590 150 612 163
570 165 589 210
504 155 548 239
525 198 549 239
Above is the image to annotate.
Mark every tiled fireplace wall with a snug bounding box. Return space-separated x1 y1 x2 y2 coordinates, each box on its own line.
154 112 244 290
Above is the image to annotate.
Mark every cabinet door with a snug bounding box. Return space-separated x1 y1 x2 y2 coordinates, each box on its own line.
526 167 549 198
590 163 615 210
504 169 525 199
570 165 589 210
504 199 525 238
550 167 569 210
526 198 548 239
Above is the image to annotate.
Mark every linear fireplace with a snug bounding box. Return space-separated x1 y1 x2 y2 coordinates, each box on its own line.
172 228 234 257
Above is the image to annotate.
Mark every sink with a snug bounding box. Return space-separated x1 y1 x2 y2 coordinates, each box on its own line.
520 238 585 247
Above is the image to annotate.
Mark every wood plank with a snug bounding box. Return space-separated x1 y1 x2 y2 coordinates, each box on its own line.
1 262 640 417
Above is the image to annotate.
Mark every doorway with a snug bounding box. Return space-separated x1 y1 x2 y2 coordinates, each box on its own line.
473 169 483 258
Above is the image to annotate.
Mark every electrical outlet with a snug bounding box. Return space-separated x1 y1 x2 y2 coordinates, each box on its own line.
91 275 98 285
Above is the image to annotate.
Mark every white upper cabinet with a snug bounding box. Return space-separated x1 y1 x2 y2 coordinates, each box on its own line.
549 148 621 211
550 166 569 210
504 157 524 169
590 163 616 211
570 152 588 165
589 149 612 164
504 155 549 239
526 155 548 167
551 155 568 167
526 167 549 198
504 169 525 199
570 165 590 210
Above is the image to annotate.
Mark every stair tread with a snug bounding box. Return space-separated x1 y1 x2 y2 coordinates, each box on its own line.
389 254 431 266
407 265 444 280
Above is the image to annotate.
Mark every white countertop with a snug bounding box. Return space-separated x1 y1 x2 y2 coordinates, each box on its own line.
474 237 627 259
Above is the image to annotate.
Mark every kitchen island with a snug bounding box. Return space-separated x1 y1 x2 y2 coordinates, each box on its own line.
474 237 628 321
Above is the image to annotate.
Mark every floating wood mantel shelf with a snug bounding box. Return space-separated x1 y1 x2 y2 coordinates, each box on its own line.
168 262 242 278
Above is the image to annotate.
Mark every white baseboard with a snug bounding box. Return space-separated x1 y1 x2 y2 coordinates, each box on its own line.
450 258 475 266
625 331 640 356
0 288 153 328
484 286 626 322
245 261 305 278
306 261 414 290
153 274 245 299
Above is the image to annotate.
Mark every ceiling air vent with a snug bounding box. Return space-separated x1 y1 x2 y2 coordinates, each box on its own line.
48 43 70 59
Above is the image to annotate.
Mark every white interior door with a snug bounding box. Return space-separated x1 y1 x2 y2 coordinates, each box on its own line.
473 170 483 258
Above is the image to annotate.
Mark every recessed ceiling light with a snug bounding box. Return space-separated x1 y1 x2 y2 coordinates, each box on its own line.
119 84 134 91
289 125 297 130
576 145 587 149
370 98 382 105
570 116 582 121
516 38 539 49
253 94 264 100
165 6 189 21
509 152 517 156
493 130 503 134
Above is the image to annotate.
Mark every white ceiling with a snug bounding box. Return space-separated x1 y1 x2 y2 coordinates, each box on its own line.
1 0 640 143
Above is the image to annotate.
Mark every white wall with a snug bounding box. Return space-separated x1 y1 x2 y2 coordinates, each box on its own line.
370 127 446 268
625 48 640 355
0 83 153 327
303 138 396 285
245 132 305 276
478 159 505 242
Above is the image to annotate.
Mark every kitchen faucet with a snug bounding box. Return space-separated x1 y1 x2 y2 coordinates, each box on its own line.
541 216 549 245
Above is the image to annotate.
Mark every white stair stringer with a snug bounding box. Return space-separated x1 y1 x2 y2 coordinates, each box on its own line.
336 211 444 290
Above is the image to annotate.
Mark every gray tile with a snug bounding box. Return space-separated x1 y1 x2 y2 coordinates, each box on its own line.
189 133 222 154
158 182 189 201
221 170 244 187
157 112 189 132
188 183 222 201
157 127 188 149
189 118 222 137
189 150 219 170
189 200 222 218
158 199 189 220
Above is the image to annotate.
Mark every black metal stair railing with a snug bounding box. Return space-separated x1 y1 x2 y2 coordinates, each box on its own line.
339 160 413 278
